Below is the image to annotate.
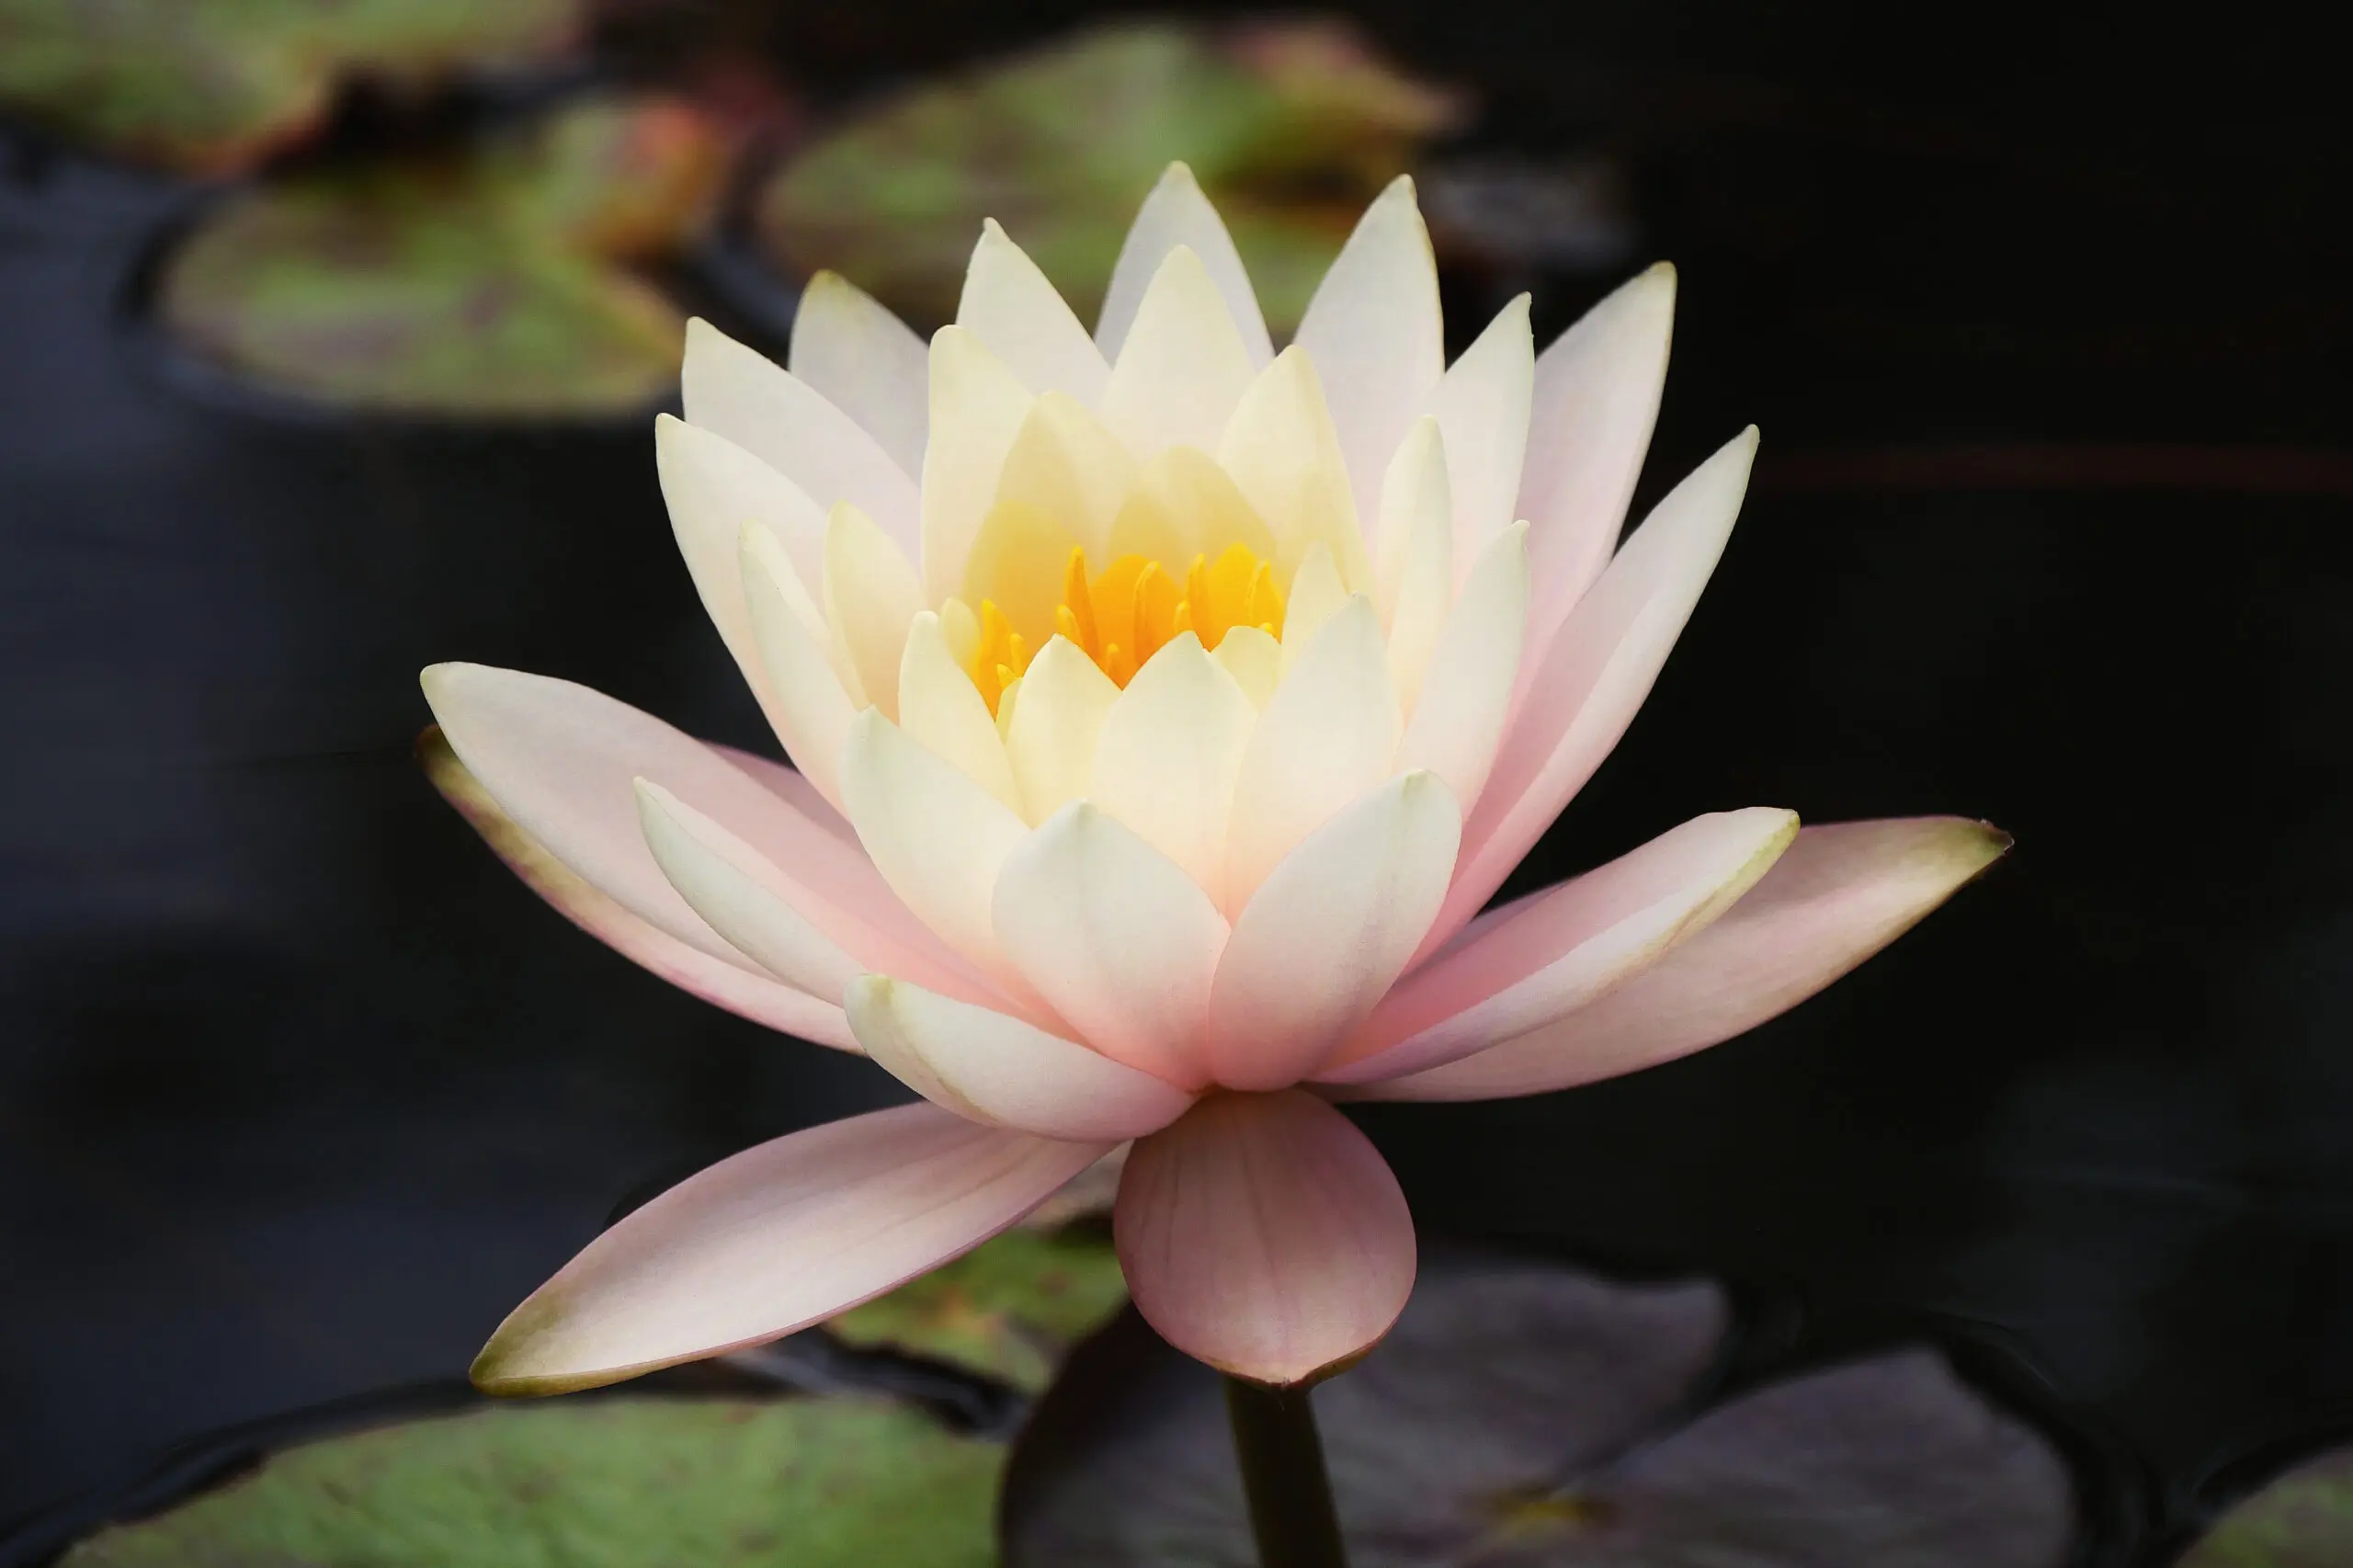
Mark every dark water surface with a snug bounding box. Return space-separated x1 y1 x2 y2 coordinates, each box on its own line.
2 1 2347 1545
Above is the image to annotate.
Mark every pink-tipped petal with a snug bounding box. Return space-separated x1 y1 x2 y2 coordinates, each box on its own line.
1518 263 1677 661
472 1103 1109 1394
1351 818 2010 1102
1324 807 1797 1085
423 729 855 1050
1207 773 1461 1092
1116 1090 1415 1385
847 976 1197 1140
713 745 860 846
1423 293 1534 575
993 803 1230 1088
1434 428 1757 953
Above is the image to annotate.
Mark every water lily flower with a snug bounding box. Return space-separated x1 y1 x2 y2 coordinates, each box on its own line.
424 165 2006 1394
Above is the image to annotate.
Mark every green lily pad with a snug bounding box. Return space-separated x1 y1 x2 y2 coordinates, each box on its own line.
829 1222 1129 1394
156 96 727 419
0 0 581 173
755 18 1466 332
59 1395 1001 1568
2179 1446 2353 1568
1003 1253 2079 1567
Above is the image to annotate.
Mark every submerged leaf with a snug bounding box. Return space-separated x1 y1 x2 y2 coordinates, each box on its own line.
2179 1446 2353 1568
1003 1253 2077 1567
828 1223 1129 1393
0 0 581 173
156 96 727 418
755 18 1465 331
58 1396 1000 1568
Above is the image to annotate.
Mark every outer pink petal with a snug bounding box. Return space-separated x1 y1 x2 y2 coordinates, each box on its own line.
1348 817 2011 1102
422 728 855 1049
711 745 860 846
1115 1090 1415 1385
847 976 1197 1140
1322 808 1797 1085
472 1103 1110 1393
1517 263 1677 666
1429 429 1757 956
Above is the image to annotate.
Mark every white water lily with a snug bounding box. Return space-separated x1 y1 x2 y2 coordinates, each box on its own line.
424 164 2006 1392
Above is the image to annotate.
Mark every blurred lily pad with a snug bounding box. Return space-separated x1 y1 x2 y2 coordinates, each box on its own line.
755 18 1467 332
0 0 582 174
156 95 727 419
1002 1253 2079 1567
59 1395 1000 1568
828 1221 1128 1394
2179 1446 2353 1567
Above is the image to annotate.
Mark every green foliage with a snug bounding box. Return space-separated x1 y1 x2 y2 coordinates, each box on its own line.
830 1224 1129 1393
60 1395 1001 1568
0 0 580 172
756 19 1464 331
2180 1449 2353 1568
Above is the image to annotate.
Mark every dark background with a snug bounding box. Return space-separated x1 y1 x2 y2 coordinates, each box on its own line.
4 0 2348 1545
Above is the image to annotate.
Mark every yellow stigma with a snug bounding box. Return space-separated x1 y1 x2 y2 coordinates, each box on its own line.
964 544 1284 713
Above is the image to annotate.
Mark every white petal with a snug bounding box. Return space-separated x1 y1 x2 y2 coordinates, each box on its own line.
920 325 1038 603
787 272 929 477
1292 176 1444 519
1219 347 1373 592
1519 263 1677 659
1206 773 1461 1091
1372 416 1449 628
1394 522 1529 812
824 501 926 722
1086 633 1259 903
1211 625 1281 708
1327 807 1798 1086
1380 424 1454 708
992 392 1137 560
1098 246 1256 458
840 709 1031 977
1097 162 1272 367
635 779 861 1000
959 220 1110 404
682 318 919 558
897 610 1020 809
1425 293 1533 578
742 529 859 810
1223 597 1400 913
1279 540 1348 674
656 415 830 702
472 1104 1107 1392
993 803 1229 1087
848 976 1194 1140
1004 634 1120 822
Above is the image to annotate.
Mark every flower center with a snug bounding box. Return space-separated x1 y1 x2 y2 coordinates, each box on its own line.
963 543 1286 714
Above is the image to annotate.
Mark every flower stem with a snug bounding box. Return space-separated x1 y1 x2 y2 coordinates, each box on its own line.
1223 1375 1349 1568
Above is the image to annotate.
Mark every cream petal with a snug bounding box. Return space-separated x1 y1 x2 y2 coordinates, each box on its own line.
824 501 926 722
897 610 1021 810
1097 162 1272 367
993 802 1229 1088
1326 807 1797 1086
655 416 831 705
1348 818 2009 1102
1115 1090 1415 1385
1223 597 1401 913
681 318 920 558
1219 347 1374 592
742 529 860 810
1425 294 1533 578
1099 246 1257 459
992 392 1137 560
788 272 930 478
422 727 854 1050
841 708 1034 979
847 976 1195 1140
1278 540 1348 673
1004 635 1120 823
1292 176 1445 519
1211 624 1281 708
1372 416 1449 629
1393 522 1529 812
1518 263 1677 660
1086 632 1259 902
959 220 1111 404
1435 429 1757 952
1206 772 1461 1091
1381 425 1455 709
920 325 1038 603
472 1103 1108 1393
